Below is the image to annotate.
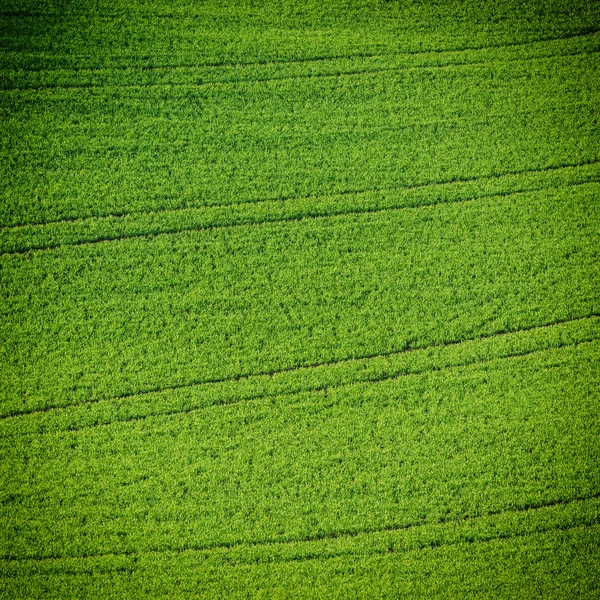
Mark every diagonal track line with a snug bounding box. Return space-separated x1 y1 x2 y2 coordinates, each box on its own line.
3 158 598 232
6 97 594 162
4 334 597 440
3 28 599 76
3 178 600 256
1 313 598 423
2 45 599 93
2 492 599 565
2 336 596 516
1 518 598 577
2 163 599 257
246 519 600 567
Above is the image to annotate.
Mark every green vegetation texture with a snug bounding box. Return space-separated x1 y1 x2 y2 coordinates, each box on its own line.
1 0 599 597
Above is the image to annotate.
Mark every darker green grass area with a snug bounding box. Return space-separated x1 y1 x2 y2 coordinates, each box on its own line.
1 1 599 598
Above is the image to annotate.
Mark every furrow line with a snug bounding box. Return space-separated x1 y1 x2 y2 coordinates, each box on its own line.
1 519 598 578
8 335 597 439
4 338 596 511
3 27 598 74
249 520 600 567
2 492 598 564
2 157 598 236
2 45 598 93
2 177 598 257
1 313 597 423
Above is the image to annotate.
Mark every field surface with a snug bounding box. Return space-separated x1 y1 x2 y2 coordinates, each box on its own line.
1 1 599 597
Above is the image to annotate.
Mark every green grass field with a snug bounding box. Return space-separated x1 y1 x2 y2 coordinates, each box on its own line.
1 0 599 597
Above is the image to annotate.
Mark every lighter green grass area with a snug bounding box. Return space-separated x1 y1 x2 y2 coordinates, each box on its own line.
1 0 599 598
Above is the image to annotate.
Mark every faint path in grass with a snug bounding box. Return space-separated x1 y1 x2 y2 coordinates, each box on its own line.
0 312 597 426
1 492 598 566
1 159 598 255
2 28 598 77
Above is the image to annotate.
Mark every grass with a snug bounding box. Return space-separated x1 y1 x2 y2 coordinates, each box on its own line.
1 0 599 597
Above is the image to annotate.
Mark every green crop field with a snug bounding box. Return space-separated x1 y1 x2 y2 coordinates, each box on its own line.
1 0 599 597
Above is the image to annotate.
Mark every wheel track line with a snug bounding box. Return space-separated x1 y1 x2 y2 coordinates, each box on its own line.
3 28 598 75
2 166 599 257
242 519 600 567
1 313 598 423
2 334 598 441
3 179 599 255
1 519 599 577
3 45 599 93
1 492 599 565
3 157 598 231
3 337 597 511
